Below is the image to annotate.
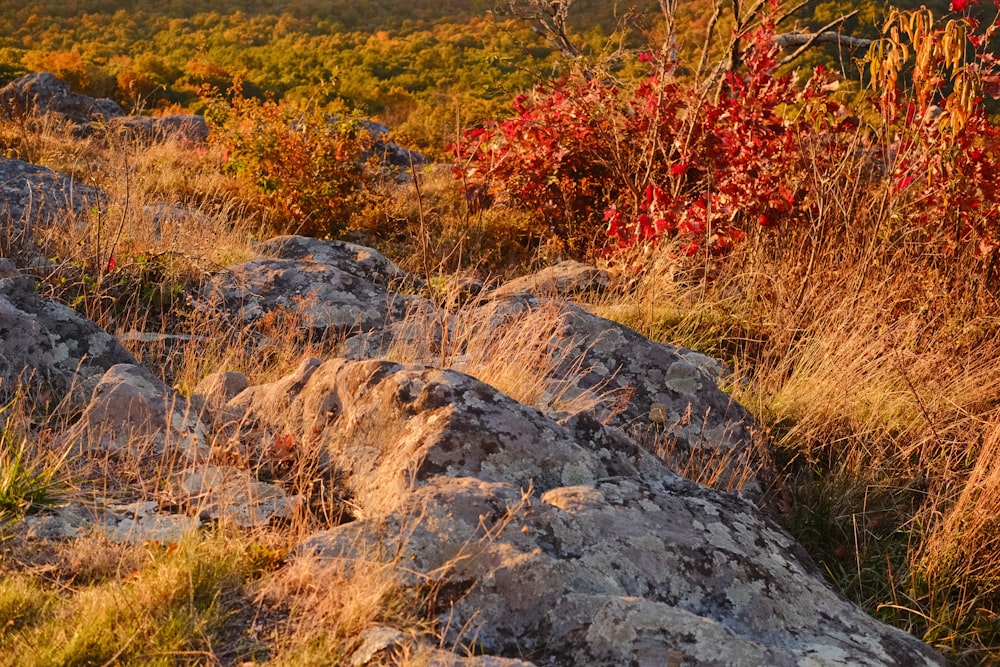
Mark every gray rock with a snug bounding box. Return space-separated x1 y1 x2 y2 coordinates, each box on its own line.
254 235 411 288
490 260 609 298
203 248 429 336
0 276 136 405
417 653 536 667
0 72 123 125
20 500 199 545
63 363 209 460
97 501 200 545
0 158 104 246
225 355 942 666
361 119 429 169
301 475 941 667
343 294 761 495
226 359 662 518
347 625 537 667
107 114 209 143
0 292 69 401
191 370 249 424
0 73 207 144
349 625 405 666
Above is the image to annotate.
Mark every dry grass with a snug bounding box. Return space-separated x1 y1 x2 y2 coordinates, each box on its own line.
588 134 1000 660
378 295 624 419
359 166 552 280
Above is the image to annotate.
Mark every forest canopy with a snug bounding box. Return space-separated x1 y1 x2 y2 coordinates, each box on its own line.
0 0 967 155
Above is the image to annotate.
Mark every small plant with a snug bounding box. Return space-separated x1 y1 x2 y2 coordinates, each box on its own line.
207 85 379 239
0 399 70 529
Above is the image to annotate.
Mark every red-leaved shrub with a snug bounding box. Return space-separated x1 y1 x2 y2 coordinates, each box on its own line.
457 7 1000 267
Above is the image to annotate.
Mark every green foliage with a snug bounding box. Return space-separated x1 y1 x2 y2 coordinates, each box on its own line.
0 440 65 525
0 400 69 529
0 532 269 666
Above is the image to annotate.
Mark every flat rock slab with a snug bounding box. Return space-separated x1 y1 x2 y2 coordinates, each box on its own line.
21 501 199 545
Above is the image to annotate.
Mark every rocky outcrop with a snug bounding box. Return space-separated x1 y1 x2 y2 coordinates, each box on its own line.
216 355 939 666
0 72 208 142
303 476 940 666
1 233 943 663
344 293 760 495
0 72 123 124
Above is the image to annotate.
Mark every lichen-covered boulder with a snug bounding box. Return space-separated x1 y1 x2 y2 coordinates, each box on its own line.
0 273 136 404
343 293 761 494
254 235 412 287
0 158 104 240
303 475 941 666
203 237 429 335
225 358 663 517
250 357 942 666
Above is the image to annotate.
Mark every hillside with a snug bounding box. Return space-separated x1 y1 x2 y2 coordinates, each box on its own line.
3 1 1000 665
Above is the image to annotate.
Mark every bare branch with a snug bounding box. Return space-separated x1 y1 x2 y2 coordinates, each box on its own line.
696 0 724 81
775 31 874 53
775 10 872 66
507 0 580 59
774 0 813 26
